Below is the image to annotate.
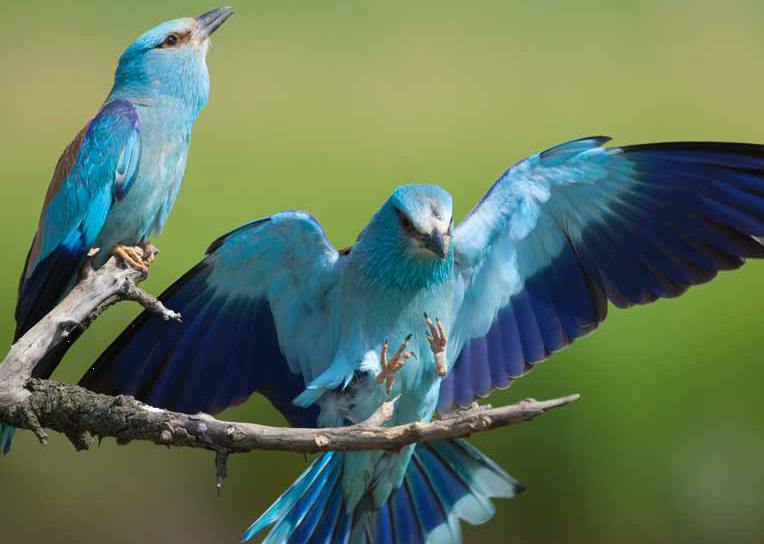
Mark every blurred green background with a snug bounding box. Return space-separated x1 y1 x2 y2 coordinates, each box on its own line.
2 1 764 542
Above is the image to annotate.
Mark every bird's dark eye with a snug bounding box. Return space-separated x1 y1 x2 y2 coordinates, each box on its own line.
162 34 179 47
396 209 417 234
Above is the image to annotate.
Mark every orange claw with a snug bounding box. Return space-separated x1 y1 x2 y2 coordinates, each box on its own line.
424 313 447 377
376 334 416 394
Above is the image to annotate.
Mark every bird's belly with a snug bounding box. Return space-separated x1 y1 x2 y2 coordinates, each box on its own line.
321 280 455 510
323 286 454 428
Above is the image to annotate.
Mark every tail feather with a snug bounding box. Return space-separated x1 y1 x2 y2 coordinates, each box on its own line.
243 439 523 544
241 451 341 541
393 478 426 542
272 458 343 544
298 476 347 544
15 243 82 343
406 455 462 543
0 425 16 455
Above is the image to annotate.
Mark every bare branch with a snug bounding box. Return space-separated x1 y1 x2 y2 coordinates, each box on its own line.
0 379 579 454
0 256 179 408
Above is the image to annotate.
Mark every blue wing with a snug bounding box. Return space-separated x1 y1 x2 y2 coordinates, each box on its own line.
15 99 141 348
438 136 764 413
78 211 340 427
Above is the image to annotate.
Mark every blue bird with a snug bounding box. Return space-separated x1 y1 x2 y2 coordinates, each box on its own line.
80 136 764 542
0 7 234 455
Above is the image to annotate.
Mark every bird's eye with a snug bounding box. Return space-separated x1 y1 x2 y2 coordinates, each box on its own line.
162 34 179 47
396 209 416 234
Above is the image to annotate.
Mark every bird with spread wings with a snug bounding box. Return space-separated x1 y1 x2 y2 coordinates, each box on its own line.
80 136 764 543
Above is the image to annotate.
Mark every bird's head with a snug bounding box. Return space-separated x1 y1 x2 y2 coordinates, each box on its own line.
110 7 234 115
388 185 454 260
358 185 454 289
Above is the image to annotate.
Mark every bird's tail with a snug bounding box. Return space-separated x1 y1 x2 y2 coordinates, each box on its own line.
241 438 524 543
0 425 16 455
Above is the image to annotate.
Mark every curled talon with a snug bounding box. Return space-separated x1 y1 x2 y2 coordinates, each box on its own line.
140 243 160 266
112 244 148 271
376 334 416 394
424 313 447 377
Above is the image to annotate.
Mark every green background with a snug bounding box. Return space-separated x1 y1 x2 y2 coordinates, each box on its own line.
2 1 764 543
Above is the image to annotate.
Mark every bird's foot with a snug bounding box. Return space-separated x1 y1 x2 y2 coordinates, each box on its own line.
424 313 447 377
140 243 160 267
376 334 416 394
112 245 149 271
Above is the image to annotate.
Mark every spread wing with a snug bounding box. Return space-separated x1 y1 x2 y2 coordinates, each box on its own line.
78 211 341 428
438 136 764 413
16 99 141 342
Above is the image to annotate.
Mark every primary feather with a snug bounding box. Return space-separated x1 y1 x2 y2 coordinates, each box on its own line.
80 136 764 541
441 137 764 411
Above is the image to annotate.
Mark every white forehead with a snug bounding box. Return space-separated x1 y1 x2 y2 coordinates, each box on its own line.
415 212 451 234
391 184 452 233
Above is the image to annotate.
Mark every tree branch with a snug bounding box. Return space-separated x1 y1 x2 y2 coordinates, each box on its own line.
0 254 579 484
0 379 579 454
0 255 179 441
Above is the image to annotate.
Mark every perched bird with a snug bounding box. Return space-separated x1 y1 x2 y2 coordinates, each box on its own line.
80 136 764 543
0 7 234 455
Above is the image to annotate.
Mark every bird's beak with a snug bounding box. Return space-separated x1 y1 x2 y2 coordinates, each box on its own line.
194 7 234 40
423 230 448 259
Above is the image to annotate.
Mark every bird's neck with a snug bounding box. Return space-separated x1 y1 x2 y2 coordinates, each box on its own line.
353 236 454 291
107 94 206 133
108 63 209 121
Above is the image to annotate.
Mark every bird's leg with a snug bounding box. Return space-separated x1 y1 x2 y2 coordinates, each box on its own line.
139 243 160 266
112 245 148 271
424 313 447 377
376 334 416 394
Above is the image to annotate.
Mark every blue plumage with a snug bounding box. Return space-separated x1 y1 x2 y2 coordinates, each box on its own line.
15 100 139 341
0 425 15 455
1 7 234 455
443 138 764 412
240 440 521 543
80 137 764 541
81 224 319 427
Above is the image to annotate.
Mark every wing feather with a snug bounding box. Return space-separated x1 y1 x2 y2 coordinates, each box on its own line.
16 99 141 344
79 211 339 427
440 137 764 413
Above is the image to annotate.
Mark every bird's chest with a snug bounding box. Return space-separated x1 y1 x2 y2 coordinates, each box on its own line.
124 126 189 235
335 281 454 425
137 119 190 200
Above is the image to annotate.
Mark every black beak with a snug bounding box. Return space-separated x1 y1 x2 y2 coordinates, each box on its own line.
194 7 234 40
423 230 448 259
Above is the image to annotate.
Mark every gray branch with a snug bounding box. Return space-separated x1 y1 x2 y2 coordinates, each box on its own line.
0 254 579 482
0 379 579 454
0 255 179 442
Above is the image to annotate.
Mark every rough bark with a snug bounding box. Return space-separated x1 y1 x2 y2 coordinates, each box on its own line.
0 379 579 454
